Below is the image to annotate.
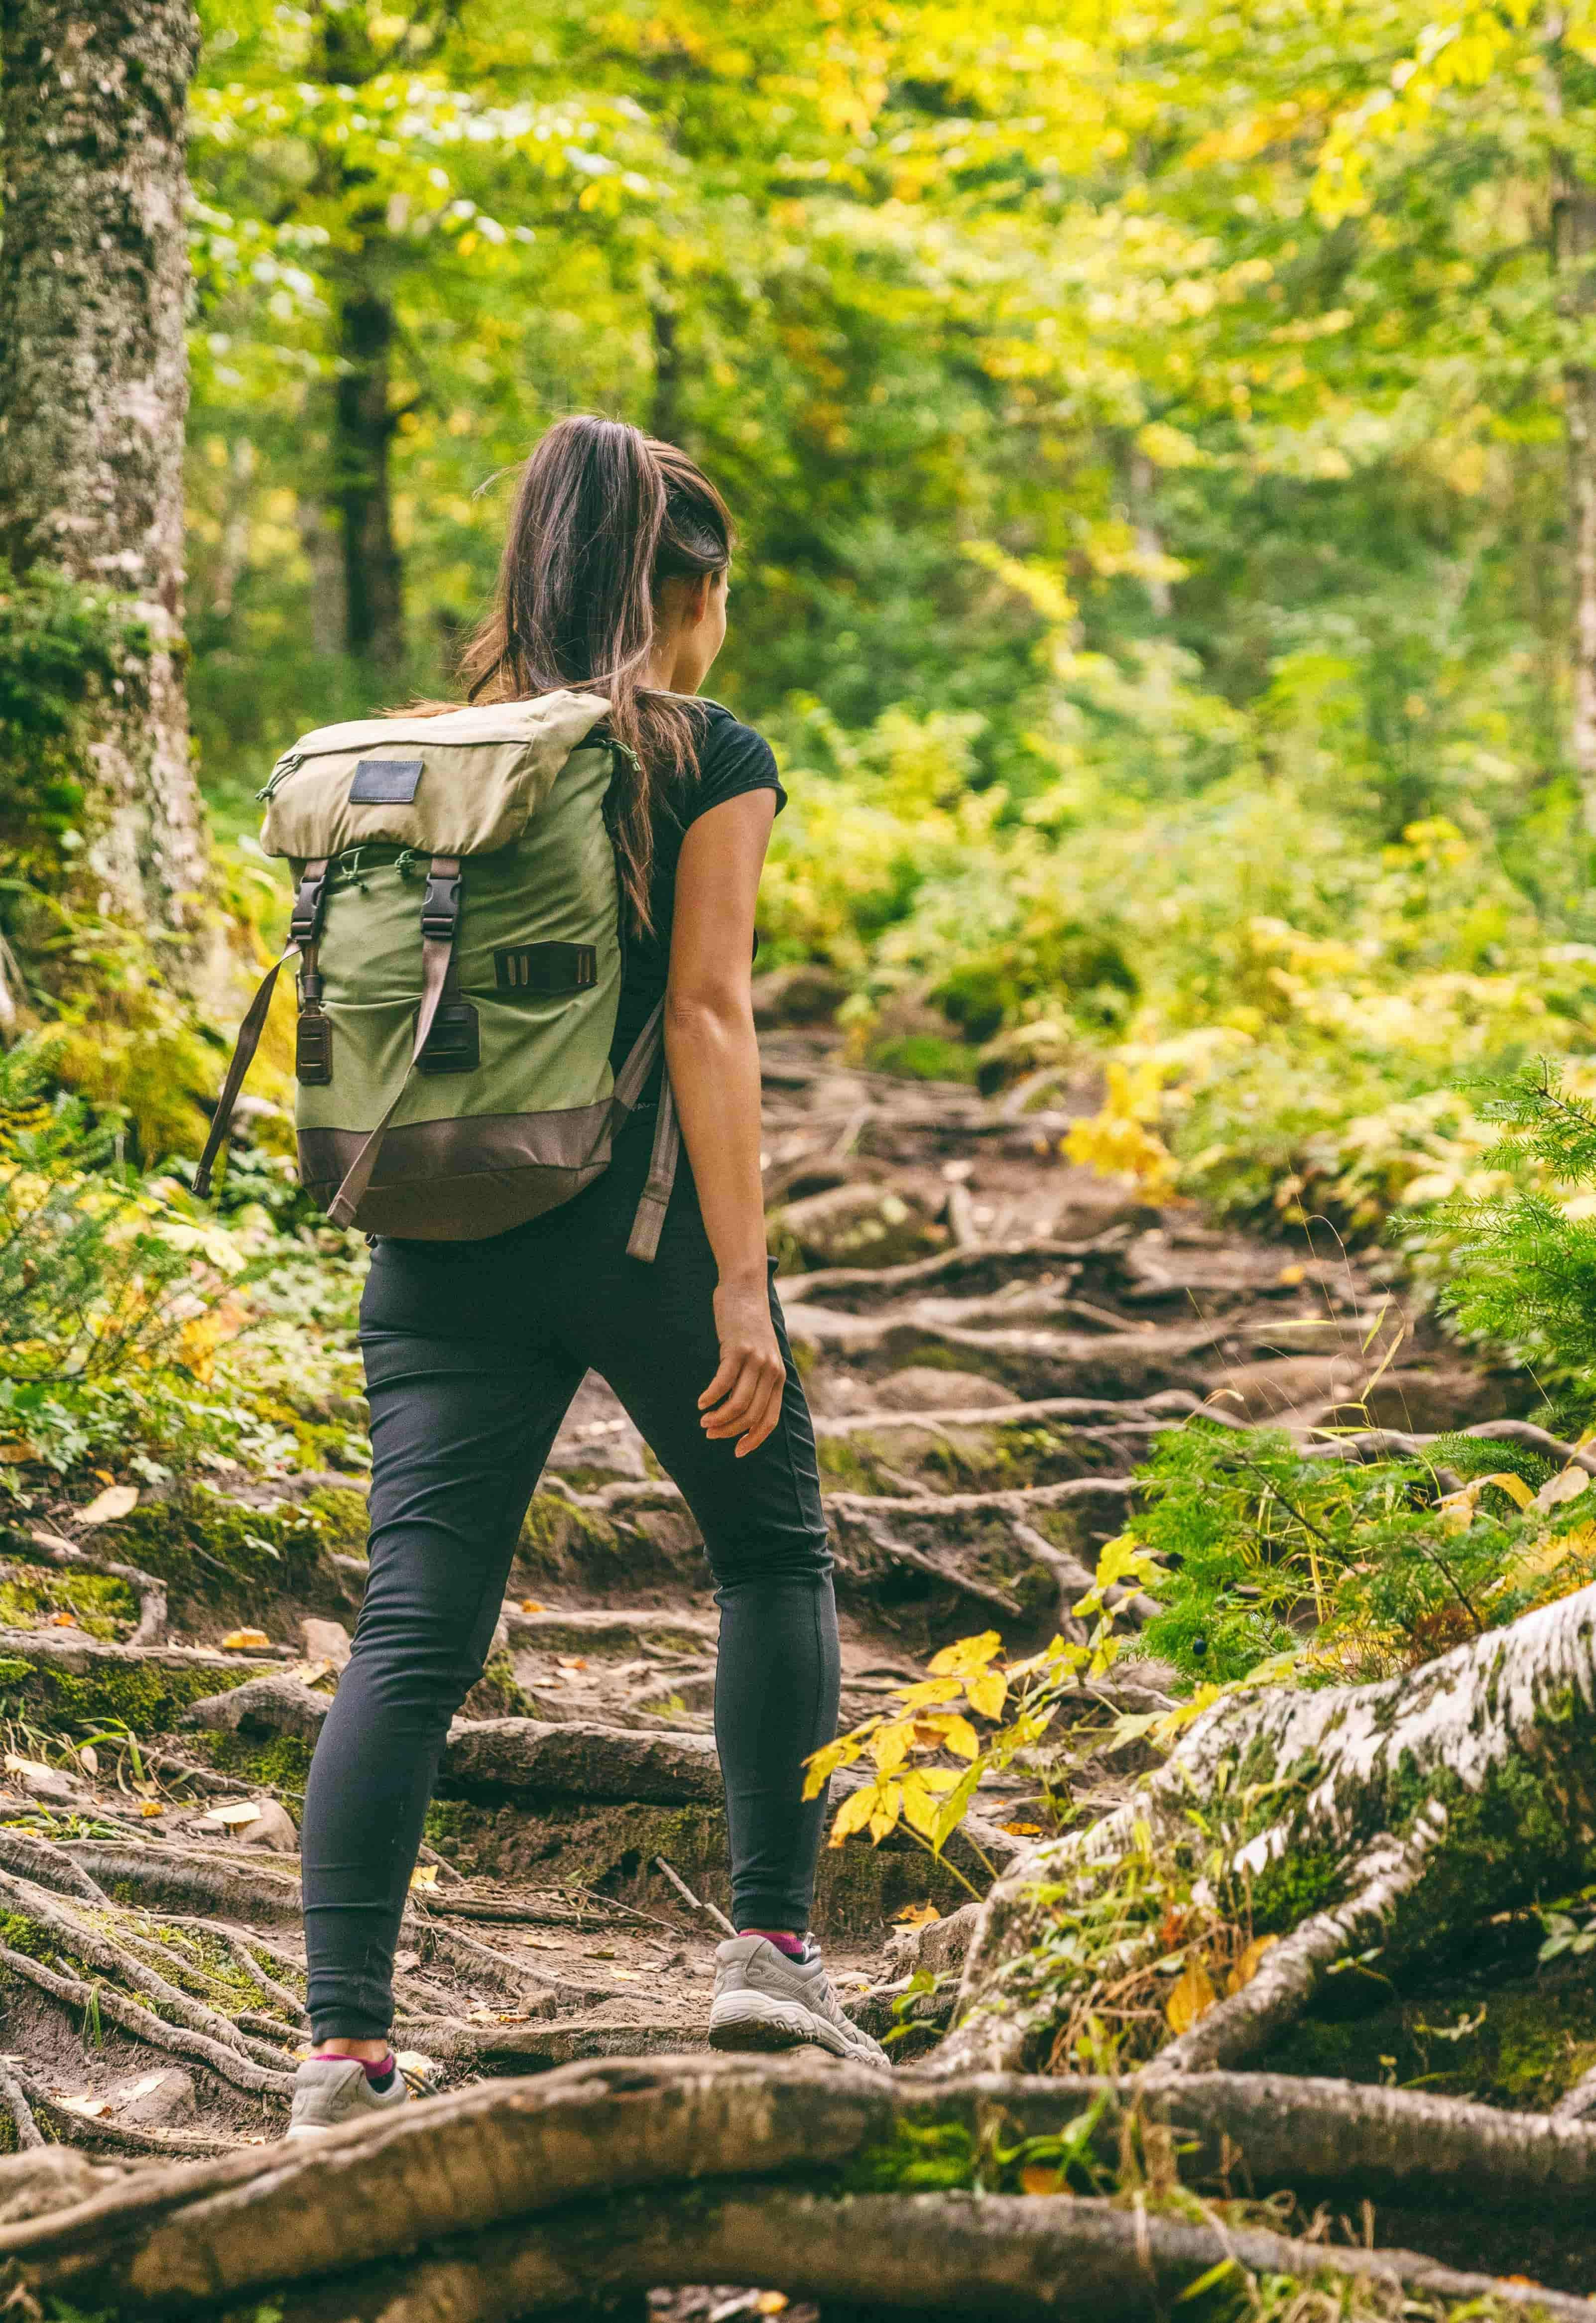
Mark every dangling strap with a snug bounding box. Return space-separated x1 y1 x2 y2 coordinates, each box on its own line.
327 856 461 1228
608 995 681 1265
193 858 329 1199
626 1072 680 1263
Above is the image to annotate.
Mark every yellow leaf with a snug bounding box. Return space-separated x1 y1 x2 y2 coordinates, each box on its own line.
755 2298 789 2316
221 1628 272 1651
1165 1957 1217 2034
1002 1820 1043 1836
965 1668 1008 1721
1533 1467 1592 1513
891 1677 964 1711
1276 1264 1305 1286
829 1785 882 1845
138 1800 164 1819
867 1784 903 1843
908 1711 981 1759
1475 1470 1535 1511
893 1902 940 1928
519 1598 545 1612
1225 1933 1280 1995
803 1738 851 1799
1019 2163 1064 2195
77 1483 138 1526
928 1631 1003 1679
898 1772 947 1837
870 1721 911 1774
409 1864 439 1890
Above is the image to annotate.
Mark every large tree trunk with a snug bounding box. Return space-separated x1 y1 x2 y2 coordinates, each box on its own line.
938 1578 1596 2080
333 281 405 676
0 0 205 927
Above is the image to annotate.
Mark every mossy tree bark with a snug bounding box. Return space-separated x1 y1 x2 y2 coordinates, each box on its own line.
0 0 205 928
939 1578 1596 2078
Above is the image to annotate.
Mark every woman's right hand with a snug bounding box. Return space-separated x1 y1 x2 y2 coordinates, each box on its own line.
701 1271 786 1457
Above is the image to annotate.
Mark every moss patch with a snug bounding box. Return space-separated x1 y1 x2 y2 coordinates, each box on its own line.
109 1484 362 1636
1264 1956 1596 2109
0 1567 135 1640
424 1794 976 1936
0 1653 255 1736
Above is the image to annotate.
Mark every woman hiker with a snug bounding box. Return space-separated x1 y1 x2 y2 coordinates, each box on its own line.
285 415 889 2137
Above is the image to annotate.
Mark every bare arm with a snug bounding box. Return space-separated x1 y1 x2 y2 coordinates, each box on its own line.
664 788 783 1459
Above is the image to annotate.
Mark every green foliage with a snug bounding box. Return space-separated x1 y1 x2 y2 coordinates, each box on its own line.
1128 1418 1560 1688
0 1036 365 1501
1430 1063 1596 1415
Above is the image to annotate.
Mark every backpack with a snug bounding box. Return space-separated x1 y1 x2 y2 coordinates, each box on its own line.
193 689 679 1255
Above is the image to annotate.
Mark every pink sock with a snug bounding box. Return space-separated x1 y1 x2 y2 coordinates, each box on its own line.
741 1928 805 1960
314 2048 395 2085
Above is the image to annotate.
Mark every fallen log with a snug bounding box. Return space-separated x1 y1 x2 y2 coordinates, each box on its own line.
218 2182 1596 2323
5 2054 1596 2316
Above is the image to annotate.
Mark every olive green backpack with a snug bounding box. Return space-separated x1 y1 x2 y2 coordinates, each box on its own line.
193 689 679 1253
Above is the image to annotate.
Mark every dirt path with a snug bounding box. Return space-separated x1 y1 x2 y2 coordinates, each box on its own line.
0 1035 1523 2168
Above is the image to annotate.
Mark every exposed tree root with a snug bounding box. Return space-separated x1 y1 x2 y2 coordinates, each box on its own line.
940 1578 1596 2078
0 1867 284 2066
0 2062 42 2153
54 1840 304 1926
211 2185 1596 2323
17 1528 170 1646
3 2056 1596 2318
0 1945 295 2097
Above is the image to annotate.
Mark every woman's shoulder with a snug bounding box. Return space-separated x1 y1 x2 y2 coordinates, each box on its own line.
683 699 785 819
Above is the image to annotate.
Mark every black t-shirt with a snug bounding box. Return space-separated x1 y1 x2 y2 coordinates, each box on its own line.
608 700 785 1088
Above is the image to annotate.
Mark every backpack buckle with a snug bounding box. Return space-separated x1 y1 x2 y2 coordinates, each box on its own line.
289 861 329 947
421 862 462 944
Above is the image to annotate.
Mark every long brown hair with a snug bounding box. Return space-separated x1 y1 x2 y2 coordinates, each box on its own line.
441 416 732 934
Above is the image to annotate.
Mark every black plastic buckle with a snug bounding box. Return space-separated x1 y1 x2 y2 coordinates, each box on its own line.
290 864 329 946
421 865 462 944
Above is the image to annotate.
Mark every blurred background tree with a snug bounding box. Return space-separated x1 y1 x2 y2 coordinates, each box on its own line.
11 0 1596 1228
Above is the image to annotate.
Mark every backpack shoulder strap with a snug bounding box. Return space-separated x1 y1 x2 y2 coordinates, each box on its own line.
193 858 329 1199
325 856 461 1228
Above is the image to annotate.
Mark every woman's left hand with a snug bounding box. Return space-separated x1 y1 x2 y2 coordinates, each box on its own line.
701 1272 786 1457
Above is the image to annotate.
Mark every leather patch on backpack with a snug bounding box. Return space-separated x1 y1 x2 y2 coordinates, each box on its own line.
349 757 424 805
295 1009 333 1086
493 942 598 996
417 999 480 1076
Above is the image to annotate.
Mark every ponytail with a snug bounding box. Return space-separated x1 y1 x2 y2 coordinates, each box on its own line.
450 415 732 935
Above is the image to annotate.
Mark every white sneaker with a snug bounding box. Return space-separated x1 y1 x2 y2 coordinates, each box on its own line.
284 2055 411 2139
708 1935 891 2071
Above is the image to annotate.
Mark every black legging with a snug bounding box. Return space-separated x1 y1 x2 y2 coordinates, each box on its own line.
298 1102 839 2042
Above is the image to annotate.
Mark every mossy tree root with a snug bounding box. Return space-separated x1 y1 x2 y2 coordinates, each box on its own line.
939 1580 1596 2078
0 2062 41 2152
6 2056 1596 2317
0 1943 296 2098
211 2184 1596 2323
19 1530 169 1646
0 1867 289 2070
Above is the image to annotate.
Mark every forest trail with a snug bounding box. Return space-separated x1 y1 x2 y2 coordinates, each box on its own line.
0 1028 1532 2179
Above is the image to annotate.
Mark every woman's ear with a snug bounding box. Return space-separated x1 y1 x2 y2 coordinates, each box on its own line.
684 572 713 627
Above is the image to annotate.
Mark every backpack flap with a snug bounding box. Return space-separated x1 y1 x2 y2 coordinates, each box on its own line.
258 690 610 862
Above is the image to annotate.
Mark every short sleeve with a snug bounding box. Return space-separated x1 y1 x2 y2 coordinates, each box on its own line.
687 706 786 826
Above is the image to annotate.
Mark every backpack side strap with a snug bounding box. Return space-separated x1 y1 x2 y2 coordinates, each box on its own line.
609 994 681 1265
193 858 330 1200
326 856 462 1228
625 1072 680 1263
